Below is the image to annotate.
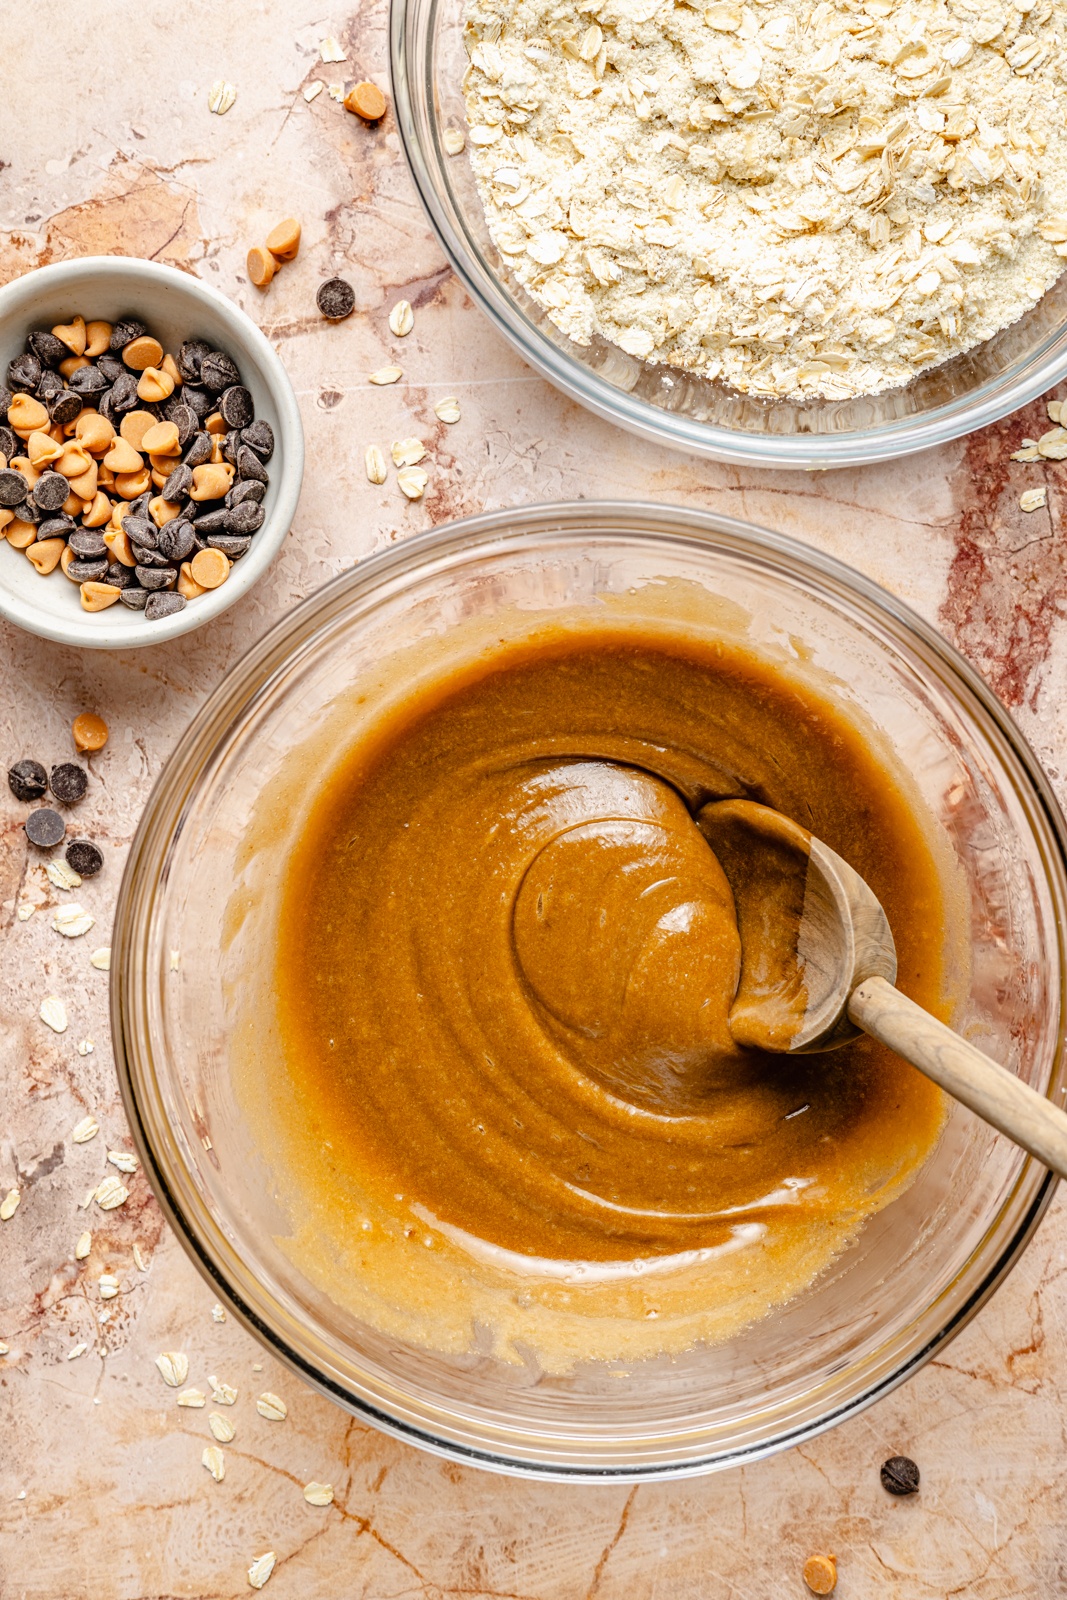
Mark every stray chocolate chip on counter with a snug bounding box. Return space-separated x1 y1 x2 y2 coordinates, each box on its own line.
8 759 47 801
25 808 66 849
66 838 103 878
880 1455 920 1496
316 278 356 321
803 1554 837 1595
49 764 88 805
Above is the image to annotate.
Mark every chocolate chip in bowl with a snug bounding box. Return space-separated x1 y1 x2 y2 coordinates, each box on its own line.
0 258 303 648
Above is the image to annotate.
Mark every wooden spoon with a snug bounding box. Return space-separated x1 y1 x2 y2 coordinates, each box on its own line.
699 798 1067 1180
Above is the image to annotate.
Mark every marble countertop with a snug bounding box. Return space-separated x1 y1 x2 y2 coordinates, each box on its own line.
3 3 1067 1596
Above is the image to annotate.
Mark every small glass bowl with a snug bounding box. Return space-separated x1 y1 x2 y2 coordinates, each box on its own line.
390 0 1067 468
113 502 1067 1479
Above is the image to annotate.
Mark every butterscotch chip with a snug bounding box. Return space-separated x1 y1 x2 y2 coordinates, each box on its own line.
28 430 63 467
177 561 207 600
52 316 87 356
7 519 39 549
8 394 49 437
160 353 183 388
266 217 301 261
122 335 164 371
120 410 158 451
62 493 85 518
205 412 227 435
59 356 90 380
60 544 78 579
83 320 113 358
247 247 276 289
114 466 152 499
149 495 181 528
103 527 136 567
137 367 175 403
190 462 235 500
141 421 180 457
80 581 122 611
345 80 388 120
68 463 98 501
75 412 115 456
82 491 112 528
103 436 144 474
26 538 66 575
189 547 231 588
803 1555 837 1596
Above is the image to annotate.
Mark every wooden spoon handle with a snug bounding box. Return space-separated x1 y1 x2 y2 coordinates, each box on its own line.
848 974 1067 1181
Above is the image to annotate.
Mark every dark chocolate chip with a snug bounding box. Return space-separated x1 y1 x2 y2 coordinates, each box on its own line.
69 364 108 396
220 432 239 468
167 403 198 448
145 591 186 621
880 1457 920 1497
37 515 75 539
131 543 169 567
122 515 158 549
67 528 108 558
68 556 111 582
207 534 252 558
135 564 177 590
16 498 41 525
161 463 193 502
106 561 135 589
156 519 197 562
28 330 68 368
127 491 153 519
96 354 125 384
8 759 47 802
199 350 240 393
227 478 265 507
183 431 213 468
36 369 65 402
0 425 16 460
192 508 229 532
108 371 139 412
177 339 212 383
316 277 355 321
65 838 103 877
25 808 66 848
236 444 268 484
0 468 27 507
49 763 88 804
32 472 71 512
110 318 146 352
49 388 83 426
8 352 42 392
0 386 12 420
225 501 264 534
181 384 213 421
119 587 148 610
240 419 274 460
219 385 253 428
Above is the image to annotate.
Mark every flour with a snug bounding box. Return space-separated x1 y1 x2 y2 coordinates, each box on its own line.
463 0 1067 398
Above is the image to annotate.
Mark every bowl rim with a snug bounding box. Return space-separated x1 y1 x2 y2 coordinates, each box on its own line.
112 500 1066 1479
0 256 304 649
389 0 1067 470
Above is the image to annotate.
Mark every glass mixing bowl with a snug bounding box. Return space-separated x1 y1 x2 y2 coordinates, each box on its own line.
390 0 1067 468
113 502 1067 1480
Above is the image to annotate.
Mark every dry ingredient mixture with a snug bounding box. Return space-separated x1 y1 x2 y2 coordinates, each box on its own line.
269 628 956 1367
463 0 1067 398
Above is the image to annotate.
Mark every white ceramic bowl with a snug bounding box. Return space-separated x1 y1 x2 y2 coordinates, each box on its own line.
0 258 303 648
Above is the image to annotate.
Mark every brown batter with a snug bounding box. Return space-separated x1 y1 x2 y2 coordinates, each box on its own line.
273 627 953 1361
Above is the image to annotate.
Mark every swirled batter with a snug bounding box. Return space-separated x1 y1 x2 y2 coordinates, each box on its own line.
275 629 953 1364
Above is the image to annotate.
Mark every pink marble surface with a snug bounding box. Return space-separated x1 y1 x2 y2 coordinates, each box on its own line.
3 3 1067 1596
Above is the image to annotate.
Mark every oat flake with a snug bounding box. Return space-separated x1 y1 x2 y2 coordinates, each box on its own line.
248 1552 276 1589
365 443 388 484
53 904 94 938
72 1116 99 1144
99 1274 119 1300
77 1040 94 1056
369 365 403 386
90 947 111 971
434 397 461 423
1021 486 1048 510
133 1243 149 1273
444 127 466 155
211 1302 227 1323
47 859 81 891
75 1231 92 1259
303 81 324 102
202 1444 226 1482
388 300 415 337
67 1342 87 1360
107 1150 139 1174
209 1411 236 1442
392 437 427 467
397 466 429 500
156 1351 190 1387
178 1388 206 1407
303 1481 335 1506
40 995 68 1033
0 1190 20 1221
320 35 347 62
256 1391 288 1421
209 1375 238 1405
208 80 237 115
95 1176 129 1210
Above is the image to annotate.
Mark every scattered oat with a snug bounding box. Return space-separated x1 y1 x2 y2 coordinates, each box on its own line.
107 1150 139 1174
388 300 415 337
1037 428 1067 460
72 1116 99 1144
0 1190 21 1222
365 443 388 484
40 996 68 1033
75 1231 92 1259
248 1552 276 1589
170 950 181 971
443 128 466 156
328 82 345 102
391 437 426 468
67 1342 87 1361
77 1040 95 1057
99 1274 119 1300
208 80 237 116
133 1243 149 1273
253 1363 263 1371
16 903 34 921
397 466 429 500
209 1375 238 1405
53 904 95 938
319 35 347 62
90 947 111 971
47 859 82 891
1021 486 1048 512
211 1302 227 1323
209 1411 236 1442
1011 445 1041 462
156 1351 190 1388
202 1445 226 1482
256 1391 288 1421
1049 401 1064 423
434 396 461 424
178 1388 207 1407
0 1343 8 1355
303 1481 334 1506
369 365 403 386
95 1175 129 1210
303 81 324 102
78 1187 96 1210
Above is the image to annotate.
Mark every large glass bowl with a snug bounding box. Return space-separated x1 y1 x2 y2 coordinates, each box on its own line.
390 0 1067 468
113 502 1067 1480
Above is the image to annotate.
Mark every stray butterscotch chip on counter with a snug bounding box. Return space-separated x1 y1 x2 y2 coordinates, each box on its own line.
73 712 109 753
345 80 388 121
803 1554 837 1595
266 217 301 262
247 247 276 289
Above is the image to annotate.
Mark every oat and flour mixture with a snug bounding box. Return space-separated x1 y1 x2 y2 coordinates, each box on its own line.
462 0 1067 398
